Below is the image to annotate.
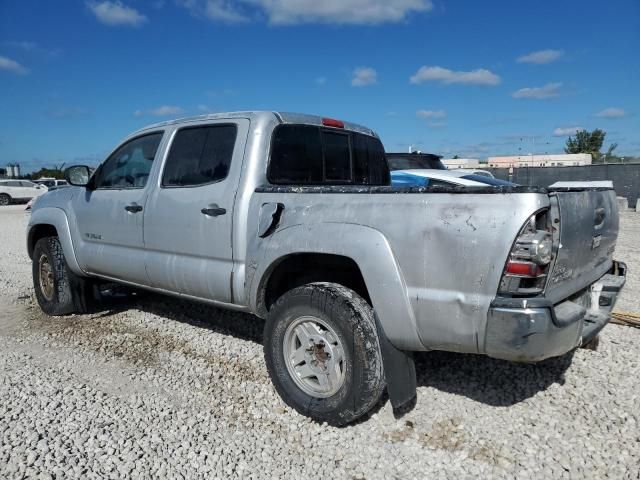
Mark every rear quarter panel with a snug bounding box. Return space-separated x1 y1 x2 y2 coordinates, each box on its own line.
247 188 550 352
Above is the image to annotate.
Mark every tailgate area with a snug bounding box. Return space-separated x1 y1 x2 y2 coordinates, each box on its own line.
546 188 619 304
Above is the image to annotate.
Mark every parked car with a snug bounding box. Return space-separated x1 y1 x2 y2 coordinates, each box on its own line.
27 111 626 425
34 178 69 189
386 152 446 171
454 168 495 178
391 169 514 187
0 179 47 206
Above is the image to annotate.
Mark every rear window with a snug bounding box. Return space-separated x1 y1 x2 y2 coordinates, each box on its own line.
322 130 351 182
268 124 389 185
162 125 237 187
387 155 445 171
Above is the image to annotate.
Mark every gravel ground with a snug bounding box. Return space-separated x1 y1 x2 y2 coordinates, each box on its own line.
1 204 639 479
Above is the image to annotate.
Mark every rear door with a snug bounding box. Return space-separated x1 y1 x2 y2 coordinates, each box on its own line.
6 181 24 199
143 119 249 303
71 131 165 284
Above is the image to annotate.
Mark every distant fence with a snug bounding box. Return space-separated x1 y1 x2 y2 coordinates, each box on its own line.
486 164 640 209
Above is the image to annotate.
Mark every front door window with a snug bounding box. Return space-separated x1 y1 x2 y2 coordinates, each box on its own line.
94 132 163 189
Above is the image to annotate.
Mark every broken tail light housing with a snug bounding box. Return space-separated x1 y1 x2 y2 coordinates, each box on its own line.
499 210 554 296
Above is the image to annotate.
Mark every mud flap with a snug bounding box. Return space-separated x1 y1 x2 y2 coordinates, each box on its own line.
374 315 417 411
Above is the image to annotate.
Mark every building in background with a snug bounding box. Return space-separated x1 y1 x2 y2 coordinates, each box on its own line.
5 164 21 178
441 158 481 169
487 154 592 168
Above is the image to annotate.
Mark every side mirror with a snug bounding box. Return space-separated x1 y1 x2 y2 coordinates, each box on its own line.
65 165 91 187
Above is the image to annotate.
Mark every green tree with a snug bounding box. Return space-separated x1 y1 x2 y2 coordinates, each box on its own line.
30 167 65 180
564 129 605 155
564 129 620 163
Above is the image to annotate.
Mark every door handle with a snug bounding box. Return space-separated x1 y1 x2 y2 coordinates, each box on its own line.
125 204 143 213
201 204 227 217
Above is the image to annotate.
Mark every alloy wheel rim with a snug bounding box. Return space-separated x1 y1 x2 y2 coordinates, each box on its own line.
283 316 346 398
38 254 55 301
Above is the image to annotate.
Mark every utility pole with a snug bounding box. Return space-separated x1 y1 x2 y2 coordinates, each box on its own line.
531 136 535 167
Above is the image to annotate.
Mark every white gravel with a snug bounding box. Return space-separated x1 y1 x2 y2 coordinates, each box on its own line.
1 204 639 479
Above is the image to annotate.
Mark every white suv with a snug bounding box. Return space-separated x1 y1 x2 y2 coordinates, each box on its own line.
0 180 47 206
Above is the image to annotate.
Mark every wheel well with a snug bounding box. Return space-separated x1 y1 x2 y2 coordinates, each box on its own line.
27 224 58 259
261 253 371 313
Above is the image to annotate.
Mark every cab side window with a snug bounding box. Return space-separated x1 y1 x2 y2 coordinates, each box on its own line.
94 132 163 189
268 124 390 186
162 125 237 187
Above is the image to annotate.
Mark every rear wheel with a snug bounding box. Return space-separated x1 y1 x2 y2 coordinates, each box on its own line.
264 283 385 426
32 236 98 315
0 194 10 206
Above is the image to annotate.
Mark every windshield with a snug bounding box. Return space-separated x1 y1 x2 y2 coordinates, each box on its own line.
461 174 516 186
386 154 445 171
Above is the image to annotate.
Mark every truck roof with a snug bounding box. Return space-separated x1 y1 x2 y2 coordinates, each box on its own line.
132 111 377 138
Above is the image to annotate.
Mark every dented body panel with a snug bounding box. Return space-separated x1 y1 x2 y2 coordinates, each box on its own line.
27 111 625 362
246 188 549 352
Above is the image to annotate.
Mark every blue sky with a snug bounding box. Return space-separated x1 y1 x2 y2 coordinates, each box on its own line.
1 0 639 172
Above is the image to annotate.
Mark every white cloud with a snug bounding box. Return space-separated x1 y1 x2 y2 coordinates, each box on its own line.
179 0 433 25
0 55 28 74
595 107 627 118
512 82 562 99
87 1 147 27
428 122 447 129
351 67 377 87
204 0 250 23
517 49 564 64
416 109 446 119
553 126 582 137
134 105 184 117
410 66 501 86
254 0 432 25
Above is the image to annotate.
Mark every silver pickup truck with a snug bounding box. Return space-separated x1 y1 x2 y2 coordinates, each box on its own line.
27 111 626 425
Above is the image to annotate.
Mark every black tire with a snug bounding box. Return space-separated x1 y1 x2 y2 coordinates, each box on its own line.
0 193 10 206
32 236 99 315
264 282 385 426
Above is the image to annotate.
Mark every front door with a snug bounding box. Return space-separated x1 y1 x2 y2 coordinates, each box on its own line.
143 119 249 304
72 131 165 284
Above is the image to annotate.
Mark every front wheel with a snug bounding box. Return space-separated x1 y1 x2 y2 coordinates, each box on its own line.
0 193 10 206
32 236 98 315
264 283 385 426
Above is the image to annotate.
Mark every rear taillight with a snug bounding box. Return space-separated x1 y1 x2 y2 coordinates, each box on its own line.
499 210 554 296
505 261 543 277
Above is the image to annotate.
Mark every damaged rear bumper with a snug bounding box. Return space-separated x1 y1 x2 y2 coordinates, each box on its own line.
484 261 626 362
